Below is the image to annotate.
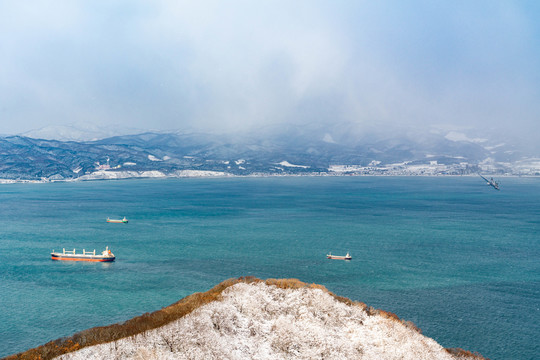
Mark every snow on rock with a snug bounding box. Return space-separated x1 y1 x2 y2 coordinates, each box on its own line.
56 282 468 360
278 161 309 168
79 170 166 180
148 154 162 161
484 143 505 151
170 170 228 177
75 170 230 181
322 133 336 143
0 179 44 184
444 131 487 143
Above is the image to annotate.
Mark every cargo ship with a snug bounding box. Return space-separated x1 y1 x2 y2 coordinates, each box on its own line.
327 252 352 260
51 246 115 262
107 217 128 223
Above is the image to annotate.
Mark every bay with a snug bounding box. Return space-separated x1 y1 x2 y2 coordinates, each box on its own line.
0 177 538 359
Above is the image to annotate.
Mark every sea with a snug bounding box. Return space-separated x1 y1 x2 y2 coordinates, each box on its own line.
0 176 538 360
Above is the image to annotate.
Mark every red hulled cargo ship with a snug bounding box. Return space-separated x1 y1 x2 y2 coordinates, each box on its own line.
51 246 115 262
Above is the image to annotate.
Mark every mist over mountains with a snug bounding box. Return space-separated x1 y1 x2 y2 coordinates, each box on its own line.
1 123 538 181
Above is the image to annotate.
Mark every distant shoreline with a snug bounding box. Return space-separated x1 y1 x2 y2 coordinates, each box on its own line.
0 172 534 185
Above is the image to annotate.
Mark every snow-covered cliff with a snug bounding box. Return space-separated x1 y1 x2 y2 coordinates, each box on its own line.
52 279 482 360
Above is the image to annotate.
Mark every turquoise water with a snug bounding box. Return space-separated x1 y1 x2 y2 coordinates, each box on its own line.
0 177 538 359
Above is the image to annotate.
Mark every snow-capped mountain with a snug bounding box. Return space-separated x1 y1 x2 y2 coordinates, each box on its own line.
1 123 538 181
19 123 149 142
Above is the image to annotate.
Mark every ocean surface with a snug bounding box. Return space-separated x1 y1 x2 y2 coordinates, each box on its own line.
0 177 538 359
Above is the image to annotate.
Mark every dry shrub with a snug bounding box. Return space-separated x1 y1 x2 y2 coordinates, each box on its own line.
331 294 358 307
307 283 327 291
402 320 422 334
378 309 400 321
265 278 308 289
445 348 488 359
366 305 379 316
6 339 81 360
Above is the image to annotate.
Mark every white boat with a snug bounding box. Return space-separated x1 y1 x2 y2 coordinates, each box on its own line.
107 217 128 223
327 252 352 260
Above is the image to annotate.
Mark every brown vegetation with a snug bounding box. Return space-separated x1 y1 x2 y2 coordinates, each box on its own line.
3 276 485 360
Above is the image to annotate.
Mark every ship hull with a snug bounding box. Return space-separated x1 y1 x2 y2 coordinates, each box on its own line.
327 255 352 260
51 254 115 262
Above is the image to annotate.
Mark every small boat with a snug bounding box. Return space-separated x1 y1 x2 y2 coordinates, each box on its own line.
51 246 115 262
327 252 352 260
107 217 128 223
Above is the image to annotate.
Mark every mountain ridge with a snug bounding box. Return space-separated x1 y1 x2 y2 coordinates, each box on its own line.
1 125 539 181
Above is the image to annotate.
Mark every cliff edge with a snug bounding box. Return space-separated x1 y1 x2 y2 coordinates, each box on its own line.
5 277 485 360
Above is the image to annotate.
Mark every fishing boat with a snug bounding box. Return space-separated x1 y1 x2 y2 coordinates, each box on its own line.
51 246 115 262
327 252 352 260
107 217 128 223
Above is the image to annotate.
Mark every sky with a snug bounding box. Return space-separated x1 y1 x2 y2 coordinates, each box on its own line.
0 0 539 141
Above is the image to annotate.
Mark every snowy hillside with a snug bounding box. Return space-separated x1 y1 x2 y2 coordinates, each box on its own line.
20 124 146 142
2 123 540 180
52 279 482 360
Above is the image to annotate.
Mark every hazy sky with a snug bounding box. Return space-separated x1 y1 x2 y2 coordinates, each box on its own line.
1 0 539 138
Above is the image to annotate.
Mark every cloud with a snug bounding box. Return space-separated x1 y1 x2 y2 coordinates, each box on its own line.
0 0 539 143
